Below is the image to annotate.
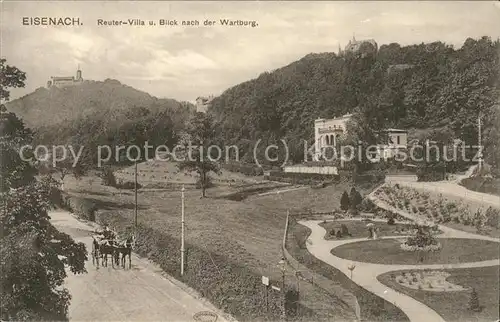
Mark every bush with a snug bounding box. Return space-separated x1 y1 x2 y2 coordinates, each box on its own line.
267 170 340 185
416 164 445 182
485 207 500 228
460 177 500 196
116 181 143 190
340 224 350 236
354 170 386 185
340 191 350 212
100 168 117 187
468 288 481 312
359 198 376 212
67 197 97 222
222 162 264 176
387 217 395 225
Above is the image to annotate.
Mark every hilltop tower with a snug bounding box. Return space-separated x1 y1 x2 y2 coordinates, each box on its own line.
76 65 82 80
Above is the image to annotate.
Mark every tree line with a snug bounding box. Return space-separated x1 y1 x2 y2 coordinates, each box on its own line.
209 37 500 171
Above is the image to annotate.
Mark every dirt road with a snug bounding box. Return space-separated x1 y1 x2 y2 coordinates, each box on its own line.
50 210 230 322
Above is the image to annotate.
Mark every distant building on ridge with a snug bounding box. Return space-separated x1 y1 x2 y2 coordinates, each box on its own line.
338 35 378 56
47 66 83 88
195 95 214 113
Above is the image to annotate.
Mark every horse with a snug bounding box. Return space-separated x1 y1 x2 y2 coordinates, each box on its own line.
115 236 134 269
91 236 101 268
99 239 117 268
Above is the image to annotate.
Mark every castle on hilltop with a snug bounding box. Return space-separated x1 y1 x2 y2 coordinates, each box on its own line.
47 66 83 88
338 35 378 56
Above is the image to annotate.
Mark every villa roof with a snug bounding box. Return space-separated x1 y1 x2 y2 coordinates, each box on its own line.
315 113 353 122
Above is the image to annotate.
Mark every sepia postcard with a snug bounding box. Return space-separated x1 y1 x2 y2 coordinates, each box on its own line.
1 1 499 322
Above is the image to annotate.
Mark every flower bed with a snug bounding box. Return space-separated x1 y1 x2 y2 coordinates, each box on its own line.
400 242 442 252
374 184 500 236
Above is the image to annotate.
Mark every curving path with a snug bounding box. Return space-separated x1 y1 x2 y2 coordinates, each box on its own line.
299 220 500 322
51 210 232 322
384 177 500 209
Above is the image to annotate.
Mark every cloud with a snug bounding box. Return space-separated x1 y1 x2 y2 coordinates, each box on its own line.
2 1 500 102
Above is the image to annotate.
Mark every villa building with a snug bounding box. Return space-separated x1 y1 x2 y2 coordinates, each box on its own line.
314 114 408 161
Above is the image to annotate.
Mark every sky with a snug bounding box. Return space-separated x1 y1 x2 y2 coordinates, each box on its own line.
2 1 500 103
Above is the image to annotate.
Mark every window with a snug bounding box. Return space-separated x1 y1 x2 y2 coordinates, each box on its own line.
397 136 400 145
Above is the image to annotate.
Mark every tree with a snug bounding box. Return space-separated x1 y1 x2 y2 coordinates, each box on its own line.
483 103 500 177
178 112 221 197
0 106 37 191
349 187 363 214
0 60 87 320
340 191 350 213
1 58 26 101
468 288 481 312
37 146 86 191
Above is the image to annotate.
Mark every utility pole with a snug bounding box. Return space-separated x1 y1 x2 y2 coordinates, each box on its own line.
478 114 483 171
181 185 185 276
134 160 138 230
278 257 286 321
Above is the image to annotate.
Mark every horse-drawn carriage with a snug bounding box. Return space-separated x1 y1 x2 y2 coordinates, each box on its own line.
91 228 134 269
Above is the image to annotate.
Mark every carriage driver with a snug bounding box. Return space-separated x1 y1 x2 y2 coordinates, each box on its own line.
98 224 116 240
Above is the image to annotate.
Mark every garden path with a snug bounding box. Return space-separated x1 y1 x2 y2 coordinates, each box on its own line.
300 220 500 322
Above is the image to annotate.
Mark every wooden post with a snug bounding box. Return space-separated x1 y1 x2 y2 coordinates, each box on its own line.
134 160 138 230
181 185 185 276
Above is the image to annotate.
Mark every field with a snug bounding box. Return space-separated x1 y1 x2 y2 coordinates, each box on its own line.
331 238 500 265
114 159 264 187
64 161 380 320
378 266 500 321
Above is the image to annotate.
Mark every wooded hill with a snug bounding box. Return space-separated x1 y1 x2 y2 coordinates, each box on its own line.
210 37 500 164
6 79 194 167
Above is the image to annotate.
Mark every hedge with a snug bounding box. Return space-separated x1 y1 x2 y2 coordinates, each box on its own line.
416 164 445 182
57 192 97 222
222 162 264 176
265 169 385 186
460 177 500 197
266 171 340 185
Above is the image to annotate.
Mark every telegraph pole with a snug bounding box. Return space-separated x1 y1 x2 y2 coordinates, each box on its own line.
478 114 483 171
181 185 185 276
134 160 138 230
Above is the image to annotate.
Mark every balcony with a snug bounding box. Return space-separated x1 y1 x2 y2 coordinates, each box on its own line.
318 127 345 134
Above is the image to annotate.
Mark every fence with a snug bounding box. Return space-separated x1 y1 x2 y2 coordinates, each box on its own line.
283 165 338 175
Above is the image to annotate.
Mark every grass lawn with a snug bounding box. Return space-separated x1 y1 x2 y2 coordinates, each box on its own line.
286 219 409 322
63 164 381 320
331 238 500 265
378 266 500 322
319 220 412 240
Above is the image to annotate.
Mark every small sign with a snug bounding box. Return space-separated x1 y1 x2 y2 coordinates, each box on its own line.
261 276 269 286
271 285 281 291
